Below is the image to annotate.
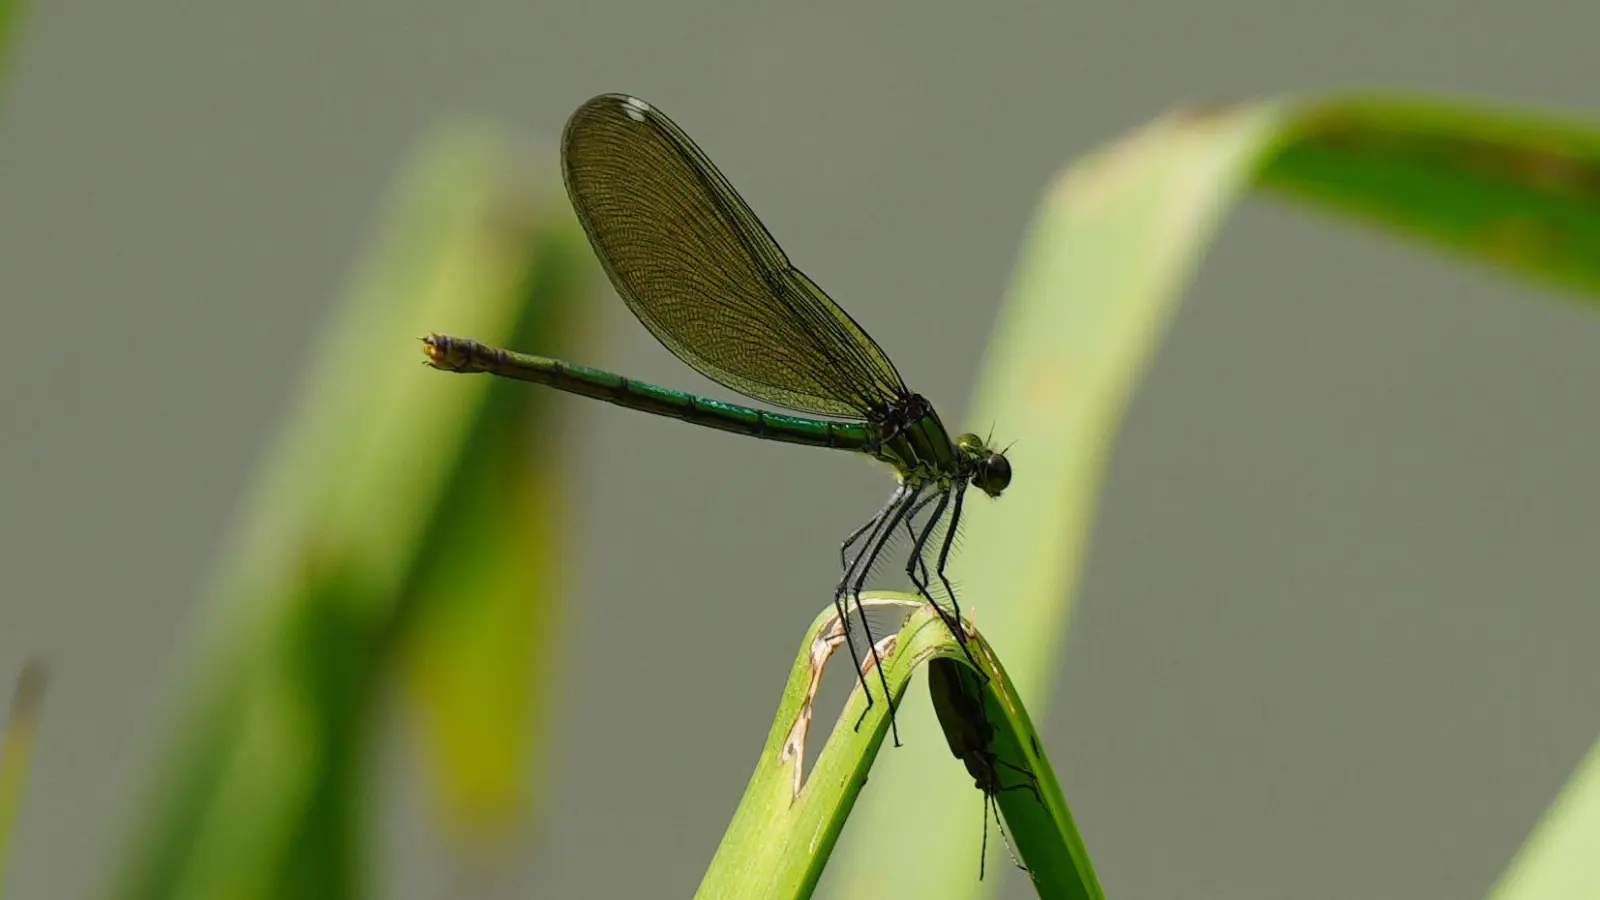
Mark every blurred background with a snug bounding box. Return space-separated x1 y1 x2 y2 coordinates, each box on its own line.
2 2 1600 899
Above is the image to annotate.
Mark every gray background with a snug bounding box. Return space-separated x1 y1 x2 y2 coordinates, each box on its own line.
2 2 1598 898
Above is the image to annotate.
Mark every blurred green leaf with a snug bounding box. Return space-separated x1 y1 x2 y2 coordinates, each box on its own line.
834 96 1600 898
1260 97 1600 294
393 154 590 846
109 125 594 900
1488 735 1600 900
0 0 23 89
0 662 45 899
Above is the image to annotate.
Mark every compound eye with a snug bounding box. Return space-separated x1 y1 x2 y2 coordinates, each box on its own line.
975 454 1011 497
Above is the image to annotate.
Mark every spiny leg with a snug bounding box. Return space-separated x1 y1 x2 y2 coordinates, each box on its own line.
837 486 909 613
907 484 987 679
930 480 988 682
843 483 923 741
903 486 949 603
845 481 927 740
932 479 968 611
846 452 942 560
840 485 910 580
836 490 900 703
839 493 896 571
847 481 925 626
833 484 907 732
900 489 943 585
905 487 958 619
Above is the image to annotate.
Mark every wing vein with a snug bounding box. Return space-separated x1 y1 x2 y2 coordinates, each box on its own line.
560 94 910 420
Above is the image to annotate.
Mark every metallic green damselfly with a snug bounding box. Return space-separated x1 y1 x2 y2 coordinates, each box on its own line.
424 94 1011 743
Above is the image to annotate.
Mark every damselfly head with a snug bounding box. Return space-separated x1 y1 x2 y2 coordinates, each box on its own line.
956 433 1012 498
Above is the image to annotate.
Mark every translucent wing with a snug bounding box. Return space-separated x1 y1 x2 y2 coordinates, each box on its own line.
561 94 908 419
